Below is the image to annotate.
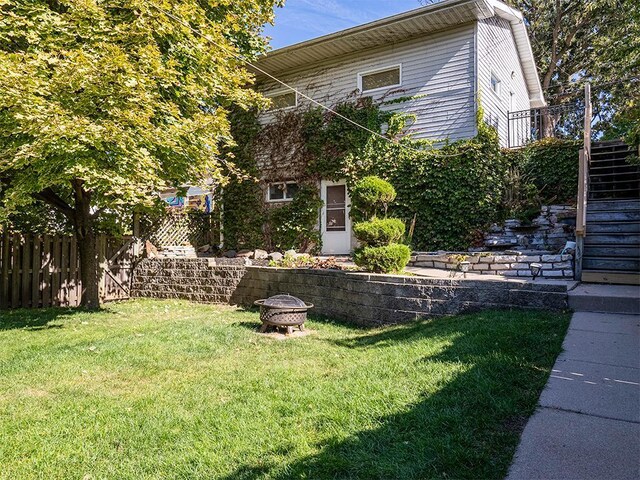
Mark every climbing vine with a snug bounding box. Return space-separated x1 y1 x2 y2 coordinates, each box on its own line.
223 95 580 253
501 138 581 222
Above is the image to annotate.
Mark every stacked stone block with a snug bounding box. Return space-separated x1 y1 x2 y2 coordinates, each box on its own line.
409 252 574 279
131 259 570 327
484 204 576 251
132 258 248 304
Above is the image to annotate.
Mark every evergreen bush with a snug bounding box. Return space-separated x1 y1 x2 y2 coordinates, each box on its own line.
350 176 409 273
353 244 411 274
352 218 405 247
350 176 396 221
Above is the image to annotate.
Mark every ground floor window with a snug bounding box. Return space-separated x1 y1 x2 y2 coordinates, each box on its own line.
267 182 299 202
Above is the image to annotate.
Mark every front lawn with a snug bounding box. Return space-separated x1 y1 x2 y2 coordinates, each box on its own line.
0 300 569 479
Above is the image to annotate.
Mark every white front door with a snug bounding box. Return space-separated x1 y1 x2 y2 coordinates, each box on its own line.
320 180 351 255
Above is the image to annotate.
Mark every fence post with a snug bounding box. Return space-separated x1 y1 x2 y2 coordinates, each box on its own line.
42 234 51 308
11 234 20 308
0 232 9 309
69 236 78 307
98 235 107 299
31 235 41 308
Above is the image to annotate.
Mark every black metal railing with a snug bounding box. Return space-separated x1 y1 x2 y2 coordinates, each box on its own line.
507 103 584 148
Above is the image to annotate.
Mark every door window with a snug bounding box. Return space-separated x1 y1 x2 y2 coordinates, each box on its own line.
326 185 346 232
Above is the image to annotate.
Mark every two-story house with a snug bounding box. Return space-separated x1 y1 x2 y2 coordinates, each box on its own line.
253 0 546 254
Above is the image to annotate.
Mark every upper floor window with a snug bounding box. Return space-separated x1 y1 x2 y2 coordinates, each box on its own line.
268 91 297 111
358 65 402 93
490 73 502 97
267 182 299 202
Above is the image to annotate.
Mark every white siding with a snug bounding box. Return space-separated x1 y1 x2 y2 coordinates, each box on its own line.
476 16 530 146
259 24 477 143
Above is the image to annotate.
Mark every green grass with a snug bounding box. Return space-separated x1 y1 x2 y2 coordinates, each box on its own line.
0 300 570 479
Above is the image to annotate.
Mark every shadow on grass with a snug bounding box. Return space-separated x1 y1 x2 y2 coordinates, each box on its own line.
0 307 106 331
221 311 569 480
231 306 373 333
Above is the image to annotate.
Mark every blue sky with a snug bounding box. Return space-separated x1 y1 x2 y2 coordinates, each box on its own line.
264 0 431 50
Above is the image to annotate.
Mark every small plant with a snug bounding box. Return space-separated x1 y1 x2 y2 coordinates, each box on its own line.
269 253 344 270
353 244 411 274
269 252 313 268
447 254 468 266
352 218 405 247
350 176 397 221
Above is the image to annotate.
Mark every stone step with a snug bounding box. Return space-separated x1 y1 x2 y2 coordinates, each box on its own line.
569 283 640 312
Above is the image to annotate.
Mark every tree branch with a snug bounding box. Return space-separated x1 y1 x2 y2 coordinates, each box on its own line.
34 188 75 220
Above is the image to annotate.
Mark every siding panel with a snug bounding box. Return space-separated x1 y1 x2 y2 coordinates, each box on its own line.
476 16 530 146
258 24 477 143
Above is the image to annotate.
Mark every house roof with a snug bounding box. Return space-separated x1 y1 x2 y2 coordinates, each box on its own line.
255 0 545 107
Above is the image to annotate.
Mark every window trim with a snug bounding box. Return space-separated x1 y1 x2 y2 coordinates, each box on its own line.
266 181 298 203
490 72 502 98
357 64 403 94
267 90 298 112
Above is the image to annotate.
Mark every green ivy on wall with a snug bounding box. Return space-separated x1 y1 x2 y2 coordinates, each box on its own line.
221 107 265 250
501 138 580 223
266 184 323 252
223 98 580 253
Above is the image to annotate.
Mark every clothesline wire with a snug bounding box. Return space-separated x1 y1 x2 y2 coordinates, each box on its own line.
149 3 470 158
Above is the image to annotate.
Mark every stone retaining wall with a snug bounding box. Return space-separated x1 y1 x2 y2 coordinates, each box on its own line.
132 258 569 326
408 252 574 279
484 204 576 251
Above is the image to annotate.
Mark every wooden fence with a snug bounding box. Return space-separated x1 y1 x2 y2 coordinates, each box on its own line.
0 233 140 309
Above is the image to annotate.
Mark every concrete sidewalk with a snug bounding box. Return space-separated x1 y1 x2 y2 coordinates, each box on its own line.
507 308 640 479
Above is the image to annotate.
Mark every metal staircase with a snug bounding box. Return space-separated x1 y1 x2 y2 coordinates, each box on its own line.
581 140 640 285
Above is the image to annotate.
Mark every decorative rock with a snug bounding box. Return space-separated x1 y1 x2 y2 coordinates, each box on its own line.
284 249 297 258
223 250 237 258
268 252 283 262
504 219 521 228
197 244 211 253
493 255 518 262
414 261 434 268
553 262 572 269
253 249 269 260
490 264 510 270
237 250 253 258
542 270 564 277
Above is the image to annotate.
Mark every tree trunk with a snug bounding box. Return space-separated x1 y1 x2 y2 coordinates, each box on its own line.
73 181 101 309
77 225 100 309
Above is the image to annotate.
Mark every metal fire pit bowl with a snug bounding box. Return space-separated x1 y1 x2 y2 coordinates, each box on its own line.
254 294 313 334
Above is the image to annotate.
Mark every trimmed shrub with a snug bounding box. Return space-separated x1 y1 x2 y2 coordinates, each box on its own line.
353 244 411 274
350 176 396 220
353 217 405 247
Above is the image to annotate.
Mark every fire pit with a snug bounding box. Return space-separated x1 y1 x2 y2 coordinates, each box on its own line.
254 294 313 334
